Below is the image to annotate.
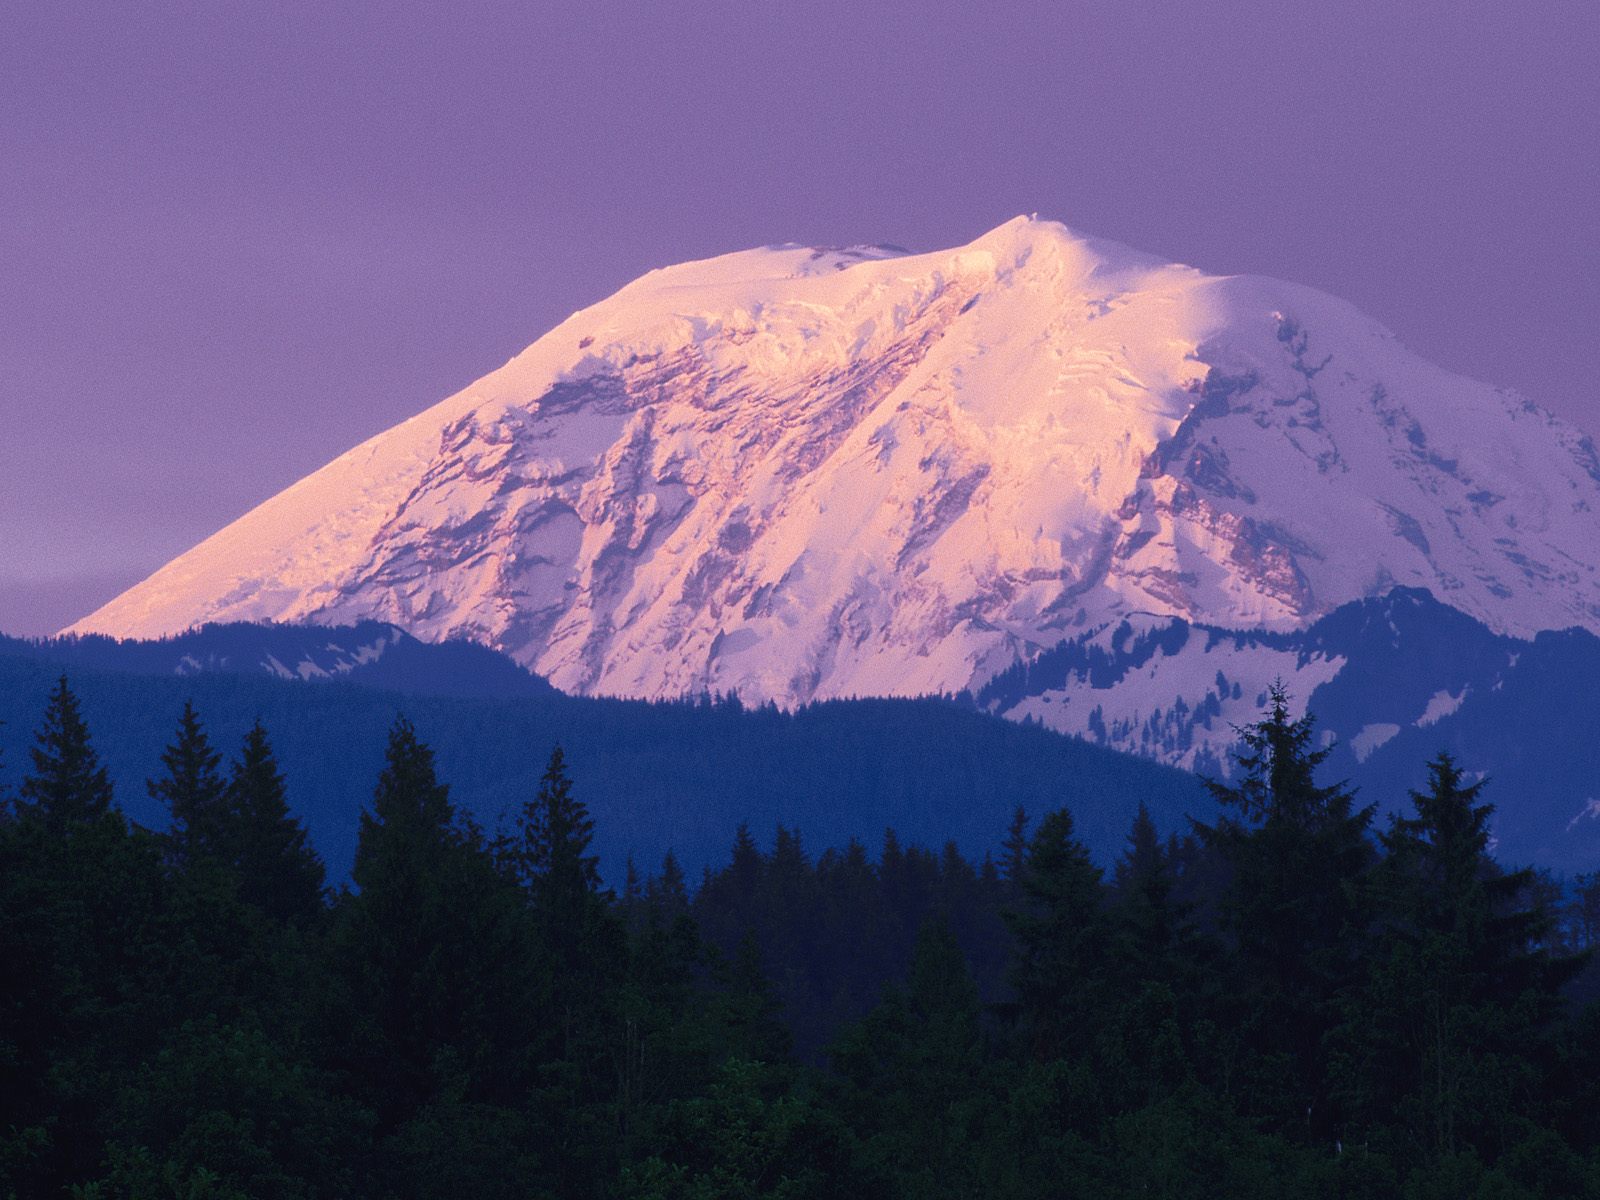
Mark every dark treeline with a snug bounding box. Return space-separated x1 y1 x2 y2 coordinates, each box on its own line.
4 678 1600 1198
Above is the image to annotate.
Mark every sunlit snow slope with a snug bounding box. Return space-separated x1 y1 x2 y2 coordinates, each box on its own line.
74 217 1600 711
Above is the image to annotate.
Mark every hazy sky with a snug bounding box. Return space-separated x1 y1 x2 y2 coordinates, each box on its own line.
3 0 1596 636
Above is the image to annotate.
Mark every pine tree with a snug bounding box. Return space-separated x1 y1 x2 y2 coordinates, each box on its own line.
149 700 228 864
513 746 608 972
511 746 624 1195
1005 807 1107 1063
336 717 532 1134
831 921 990 1197
18 676 114 830
3 676 169 1194
1198 683 1375 1143
1112 802 1200 986
226 720 325 924
1001 805 1030 890
1336 753 1584 1160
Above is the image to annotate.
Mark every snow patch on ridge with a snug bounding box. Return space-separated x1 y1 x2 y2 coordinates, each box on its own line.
998 616 1347 771
1351 723 1401 763
1417 687 1468 727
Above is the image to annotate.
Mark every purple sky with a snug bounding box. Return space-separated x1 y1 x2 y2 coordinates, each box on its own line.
3 0 1596 637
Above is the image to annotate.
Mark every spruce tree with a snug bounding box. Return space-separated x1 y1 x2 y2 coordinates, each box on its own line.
149 700 228 864
727 821 763 905
514 745 607 969
226 720 325 924
1100 804 1217 1112
831 921 989 1197
647 851 690 918
712 932 792 1066
1005 807 1107 1063
336 718 532 1135
18 676 114 830
1112 802 1201 986
1198 683 1375 1143
5 677 169 1194
1336 753 1583 1160
1001 804 1030 890
1383 753 1557 980
511 745 622 1195
616 855 709 1167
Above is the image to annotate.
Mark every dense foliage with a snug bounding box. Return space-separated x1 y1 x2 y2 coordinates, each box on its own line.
3 679 1598 1198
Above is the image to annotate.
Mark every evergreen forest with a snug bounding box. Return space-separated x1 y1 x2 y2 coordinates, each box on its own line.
5 677 1600 1198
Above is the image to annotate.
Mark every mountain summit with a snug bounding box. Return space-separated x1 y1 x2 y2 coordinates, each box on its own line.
74 217 1600 706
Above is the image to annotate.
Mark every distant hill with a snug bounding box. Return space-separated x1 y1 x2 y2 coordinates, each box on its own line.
977 588 1600 871
0 620 554 699
0 622 1212 883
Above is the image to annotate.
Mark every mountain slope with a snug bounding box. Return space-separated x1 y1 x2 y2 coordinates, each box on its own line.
6 621 554 699
975 587 1600 869
0 625 1211 881
72 217 1600 708
11 610 1598 871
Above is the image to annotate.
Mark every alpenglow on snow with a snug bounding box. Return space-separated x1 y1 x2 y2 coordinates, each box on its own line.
75 217 1600 723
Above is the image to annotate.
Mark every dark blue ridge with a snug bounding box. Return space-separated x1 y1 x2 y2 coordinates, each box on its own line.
0 624 1210 887
7 587 1597 876
973 587 1600 872
1 621 555 700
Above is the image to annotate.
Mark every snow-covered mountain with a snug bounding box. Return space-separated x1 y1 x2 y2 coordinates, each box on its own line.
73 217 1600 722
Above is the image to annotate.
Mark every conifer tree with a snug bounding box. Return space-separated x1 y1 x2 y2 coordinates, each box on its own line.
623 855 644 920
226 720 324 924
615 853 709 1167
514 745 608 968
1001 804 1030 889
648 851 690 917
511 746 623 1194
712 932 792 1067
337 718 532 1134
1199 683 1375 1142
1099 804 1218 1111
1336 753 1583 1159
18 676 114 830
831 921 989 1196
1005 807 1107 1062
1383 754 1555 975
5 677 168 1193
149 700 227 864
727 821 763 903
1112 802 1200 985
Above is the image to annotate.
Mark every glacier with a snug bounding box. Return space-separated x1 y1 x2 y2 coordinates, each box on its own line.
72 216 1600 725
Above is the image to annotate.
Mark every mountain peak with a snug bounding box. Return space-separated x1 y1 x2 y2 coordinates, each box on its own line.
963 213 1178 278
72 221 1600 712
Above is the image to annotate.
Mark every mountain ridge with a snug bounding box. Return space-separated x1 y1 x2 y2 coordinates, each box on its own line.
15 596 1600 869
72 217 1600 717
0 620 1211 882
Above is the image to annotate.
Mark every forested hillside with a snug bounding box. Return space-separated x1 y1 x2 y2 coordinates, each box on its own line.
0 644 1210 881
3 680 1599 1196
